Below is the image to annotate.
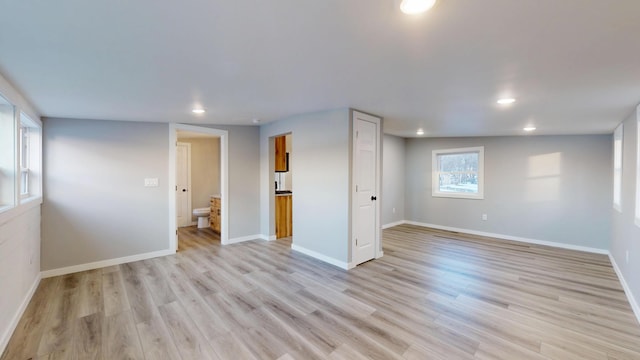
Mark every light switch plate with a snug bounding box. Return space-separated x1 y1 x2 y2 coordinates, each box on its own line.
144 178 159 187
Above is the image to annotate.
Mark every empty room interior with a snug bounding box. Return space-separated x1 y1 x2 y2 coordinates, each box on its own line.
2 1 640 359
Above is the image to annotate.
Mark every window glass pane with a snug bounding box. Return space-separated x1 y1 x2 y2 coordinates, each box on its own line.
0 94 16 210
438 153 479 193
19 126 29 196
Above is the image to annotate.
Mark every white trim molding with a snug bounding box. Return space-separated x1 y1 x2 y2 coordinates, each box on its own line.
224 234 262 245
259 234 277 241
169 124 229 251
404 221 609 254
382 220 406 229
609 254 640 326
41 249 175 278
291 244 352 270
0 273 41 355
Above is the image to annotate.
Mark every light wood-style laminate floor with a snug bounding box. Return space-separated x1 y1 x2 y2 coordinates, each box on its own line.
3 224 640 359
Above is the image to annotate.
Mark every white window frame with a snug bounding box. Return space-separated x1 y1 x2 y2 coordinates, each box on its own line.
18 111 42 204
0 93 16 214
432 146 485 200
613 123 623 212
636 106 640 227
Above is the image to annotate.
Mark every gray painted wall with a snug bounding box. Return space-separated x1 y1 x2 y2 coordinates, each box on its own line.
177 137 220 218
260 109 351 263
42 118 169 270
42 119 261 271
382 134 405 226
611 108 640 314
405 135 612 249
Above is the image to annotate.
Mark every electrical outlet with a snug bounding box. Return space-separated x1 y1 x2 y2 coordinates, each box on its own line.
392 207 396 214
482 214 488 221
626 250 629 264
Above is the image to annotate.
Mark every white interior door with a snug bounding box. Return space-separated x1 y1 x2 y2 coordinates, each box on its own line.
176 142 192 227
352 112 380 266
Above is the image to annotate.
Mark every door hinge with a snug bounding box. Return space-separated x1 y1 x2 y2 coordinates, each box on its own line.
175 186 177 191
356 131 359 138
355 238 358 246
356 185 358 192
175 229 178 235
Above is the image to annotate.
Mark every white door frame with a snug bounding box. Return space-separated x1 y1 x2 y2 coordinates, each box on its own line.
176 141 192 227
351 110 382 266
169 124 229 250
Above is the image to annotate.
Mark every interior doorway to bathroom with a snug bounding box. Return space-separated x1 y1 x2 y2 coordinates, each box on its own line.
169 124 229 251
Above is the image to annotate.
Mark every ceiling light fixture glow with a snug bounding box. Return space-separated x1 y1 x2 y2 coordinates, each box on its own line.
400 0 437 14
416 129 425 135
497 98 516 105
523 126 536 132
192 108 205 114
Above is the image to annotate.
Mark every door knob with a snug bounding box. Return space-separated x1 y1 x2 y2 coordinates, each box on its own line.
182 189 187 192
371 196 377 201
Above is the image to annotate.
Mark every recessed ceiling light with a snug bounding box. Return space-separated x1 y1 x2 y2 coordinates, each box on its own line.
416 129 425 135
523 126 536 132
497 98 516 105
192 108 206 114
400 0 437 14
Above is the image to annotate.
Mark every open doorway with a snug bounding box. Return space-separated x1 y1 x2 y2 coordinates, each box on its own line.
169 124 229 251
273 133 293 243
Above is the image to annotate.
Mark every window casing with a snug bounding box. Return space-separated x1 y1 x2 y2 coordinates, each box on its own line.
613 124 623 212
19 112 41 202
636 107 640 227
432 146 485 199
0 91 42 219
0 94 16 212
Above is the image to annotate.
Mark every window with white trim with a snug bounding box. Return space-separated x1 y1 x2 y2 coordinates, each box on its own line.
432 146 484 199
19 112 42 201
613 123 623 212
0 94 16 212
636 108 640 227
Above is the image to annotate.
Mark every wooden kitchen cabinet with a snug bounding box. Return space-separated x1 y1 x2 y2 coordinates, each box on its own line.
275 135 287 172
210 197 221 233
275 195 292 238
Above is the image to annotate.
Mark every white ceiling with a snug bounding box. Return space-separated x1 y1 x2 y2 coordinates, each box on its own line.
1 0 639 137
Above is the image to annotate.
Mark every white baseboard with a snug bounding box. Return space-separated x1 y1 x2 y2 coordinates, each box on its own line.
609 254 640 326
291 244 351 270
41 249 176 278
376 251 384 258
382 220 406 229
404 221 609 255
223 234 261 245
0 272 41 355
258 234 277 241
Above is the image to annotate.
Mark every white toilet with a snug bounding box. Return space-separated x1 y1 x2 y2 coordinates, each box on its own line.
193 207 210 229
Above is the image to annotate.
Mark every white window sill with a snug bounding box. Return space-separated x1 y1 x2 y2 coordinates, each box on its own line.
20 195 42 206
0 197 42 226
432 192 484 200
